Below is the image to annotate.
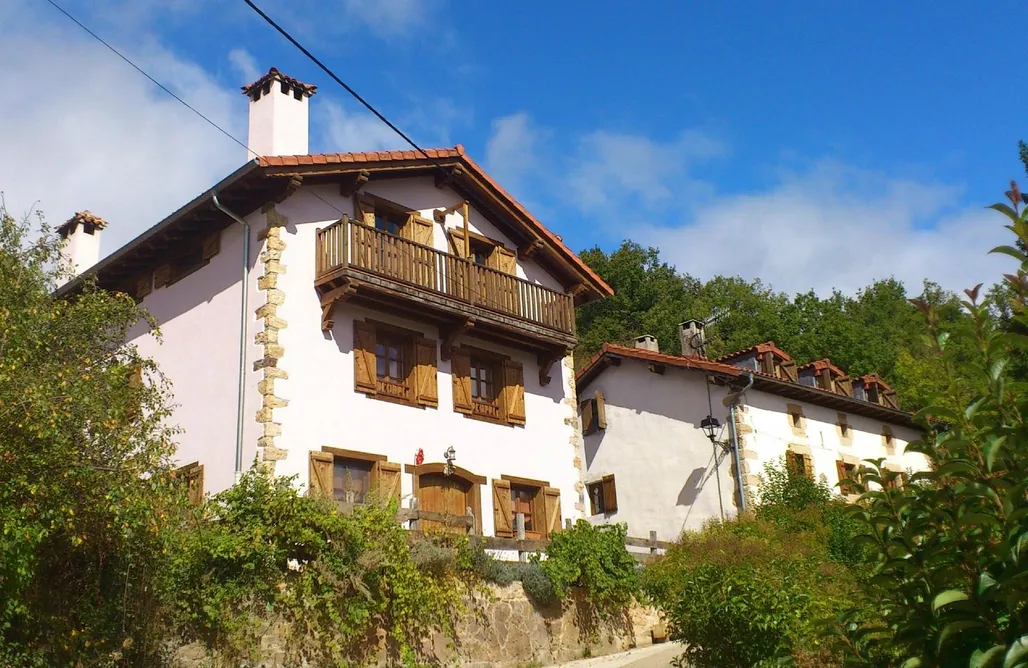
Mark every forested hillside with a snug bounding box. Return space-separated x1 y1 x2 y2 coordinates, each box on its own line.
574 240 1025 412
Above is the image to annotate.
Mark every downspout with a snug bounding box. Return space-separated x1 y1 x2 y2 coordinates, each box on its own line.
212 194 249 481
728 372 755 512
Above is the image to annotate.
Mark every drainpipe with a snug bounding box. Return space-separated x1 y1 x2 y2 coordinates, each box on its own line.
212 194 249 482
728 372 755 512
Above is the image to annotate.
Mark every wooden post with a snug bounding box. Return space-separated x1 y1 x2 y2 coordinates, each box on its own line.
410 497 419 532
516 512 527 562
466 506 476 536
649 530 658 556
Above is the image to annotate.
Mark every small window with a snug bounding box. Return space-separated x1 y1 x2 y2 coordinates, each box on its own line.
451 347 525 426
374 209 406 236
510 483 541 538
353 320 438 408
791 412 802 428
837 413 851 441
470 354 502 420
837 461 860 495
882 426 895 452
375 329 412 401
787 450 813 478
333 457 374 505
787 404 805 434
588 474 618 515
580 391 607 436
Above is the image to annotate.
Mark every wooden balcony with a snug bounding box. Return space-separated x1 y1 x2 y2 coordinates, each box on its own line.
315 217 576 353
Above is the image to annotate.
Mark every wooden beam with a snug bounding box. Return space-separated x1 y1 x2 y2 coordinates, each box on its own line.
568 283 588 300
432 200 465 224
440 318 475 361
434 164 464 189
648 362 666 375
537 348 567 386
518 238 544 261
319 281 356 331
273 176 303 203
339 170 370 197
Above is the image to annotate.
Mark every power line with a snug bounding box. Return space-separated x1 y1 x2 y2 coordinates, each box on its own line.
240 0 449 173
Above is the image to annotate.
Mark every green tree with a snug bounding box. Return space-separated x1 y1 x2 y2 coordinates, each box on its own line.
0 203 182 666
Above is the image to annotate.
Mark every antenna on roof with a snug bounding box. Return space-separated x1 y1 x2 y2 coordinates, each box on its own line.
704 305 731 329
680 305 732 359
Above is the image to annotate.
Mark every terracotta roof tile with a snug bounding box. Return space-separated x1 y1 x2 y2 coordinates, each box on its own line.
241 67 317 98
799 358 848 378
57 210 108 235
717 341 793 363
860 373 894 392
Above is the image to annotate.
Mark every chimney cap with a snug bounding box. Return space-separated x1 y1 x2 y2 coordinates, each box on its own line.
57 210 107 237
242 67 317 100
680 318 705 328
633 334 659 352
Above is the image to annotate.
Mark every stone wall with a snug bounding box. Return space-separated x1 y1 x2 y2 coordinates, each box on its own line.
173 583 664 667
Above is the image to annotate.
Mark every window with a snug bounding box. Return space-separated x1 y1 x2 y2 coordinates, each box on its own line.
837 413 852 443
588 474 618 515
451 346 526 426
308 448 401 507
353 320 438 408
884 469 907 490
354 192 433 245
787 449 813 479
580 391 608 436
492 477 562 538
786 403 806 436
836 460 860 495
882 425 895 452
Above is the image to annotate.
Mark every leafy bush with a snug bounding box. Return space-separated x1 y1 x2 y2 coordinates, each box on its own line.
827 190 1028 666
538 520 638 617
643 515 856 668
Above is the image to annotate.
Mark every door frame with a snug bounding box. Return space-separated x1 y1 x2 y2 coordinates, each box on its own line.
405 462 485 535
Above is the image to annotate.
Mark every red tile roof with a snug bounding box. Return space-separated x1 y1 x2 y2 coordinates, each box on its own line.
860 373 894 392
717 341 793 363
242 67 317 98
799 358 848 378
260 145 613 298
56 210 108 235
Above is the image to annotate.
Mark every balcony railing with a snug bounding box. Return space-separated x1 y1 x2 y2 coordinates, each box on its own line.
316 217 575 336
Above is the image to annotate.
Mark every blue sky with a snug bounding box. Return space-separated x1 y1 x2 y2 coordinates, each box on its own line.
1 0 1023 295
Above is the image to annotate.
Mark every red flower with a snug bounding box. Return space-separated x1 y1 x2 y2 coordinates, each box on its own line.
415 448 424 466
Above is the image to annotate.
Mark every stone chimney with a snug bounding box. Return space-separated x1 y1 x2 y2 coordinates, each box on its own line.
242 67 317 158
633 334 658 352
679 319 706 358
57 211 106 284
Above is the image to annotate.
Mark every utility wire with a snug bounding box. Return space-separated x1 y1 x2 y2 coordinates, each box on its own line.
241 0 449 173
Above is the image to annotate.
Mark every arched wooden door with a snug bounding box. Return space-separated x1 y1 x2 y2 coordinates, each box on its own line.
409 463 485 534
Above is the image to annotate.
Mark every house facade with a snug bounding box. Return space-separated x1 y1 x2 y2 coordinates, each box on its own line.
56 67 612 540
575 331 928 542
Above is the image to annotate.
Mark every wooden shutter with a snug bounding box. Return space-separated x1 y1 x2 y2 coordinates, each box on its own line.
374 461 402 503
581 398 596 435
415 337 439 407
542 487 562 537
202 232 220 260
451 348 473 414
309 451 334 498
353 320 377 395
492 479 513 538
759 353 774 376
601 474 618 512
411 216 434 245
596 391 607 429
837 378 853 397
503 359 526 426
884 391 899 409
494 246 516 276
835 460 848 493
355 193 377 226
781 360 798 382
447 228 468 257
802 453 814 479
179 463 204 506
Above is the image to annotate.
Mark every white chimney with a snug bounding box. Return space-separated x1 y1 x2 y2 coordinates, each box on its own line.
633 334 659 352
242 67 317 157
57 211 106 284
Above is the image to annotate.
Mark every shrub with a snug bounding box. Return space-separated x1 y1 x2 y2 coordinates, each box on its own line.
538 520 638 617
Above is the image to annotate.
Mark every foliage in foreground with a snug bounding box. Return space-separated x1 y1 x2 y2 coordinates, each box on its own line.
643 462 864 668
829 189 1028 667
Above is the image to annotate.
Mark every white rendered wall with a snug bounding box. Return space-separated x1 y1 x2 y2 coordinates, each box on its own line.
61 226 102 281
127 218 264 495
581 363 738 542
267 179 583 535
247 85 309 157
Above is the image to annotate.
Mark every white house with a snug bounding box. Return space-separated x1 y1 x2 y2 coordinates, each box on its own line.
574 328 928 542
55 67 613 541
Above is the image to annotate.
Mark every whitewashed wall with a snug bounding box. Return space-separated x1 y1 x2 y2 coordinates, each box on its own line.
581 363 738 542
266 180 583 535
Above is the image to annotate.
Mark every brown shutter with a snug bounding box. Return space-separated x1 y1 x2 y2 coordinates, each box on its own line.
884 391 899 409
153 264 171 289
185 464 204 506
760 353 774 376
415 337 438 407
837 378 853 397
411 216 433 245
802 453 814 479
374 461 402 504
309 450 334 498
353 320 377 395
447 228 467 257
781 360 798 382
355 193 377 226
492 479 513 538
596 391 607 429
835 460 848 493
601 474 618 512
542 487 562 537
495 246 516 276
202 232 220 260
503 359 526 426
581 398 596 435
451 347 473 414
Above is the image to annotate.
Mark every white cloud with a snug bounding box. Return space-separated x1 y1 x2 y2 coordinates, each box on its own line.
485 112 548 194
0 4 247 256
317 101 405 152
228 48 259 84
635 160 1008 296
341 0 432 38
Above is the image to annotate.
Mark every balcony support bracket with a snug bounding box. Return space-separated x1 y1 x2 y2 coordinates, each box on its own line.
440 318 475 361
320 280 357 331
339 170 370 197
537 348 568 387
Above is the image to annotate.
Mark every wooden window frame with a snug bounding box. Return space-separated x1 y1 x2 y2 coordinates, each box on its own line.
469 349 504 422
786 403 807 436
355 192 434 245
453 345 525 427
405 462 485 535
355 319 437 409
836 459 860 495
580 391 607 436
587 474 618 515
786 446 814 479
311 447 400 507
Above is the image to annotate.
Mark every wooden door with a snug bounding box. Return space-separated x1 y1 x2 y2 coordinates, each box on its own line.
418 472 472 533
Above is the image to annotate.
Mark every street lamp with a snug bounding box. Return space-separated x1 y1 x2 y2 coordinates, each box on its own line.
443 446 456 476
700 415 720 443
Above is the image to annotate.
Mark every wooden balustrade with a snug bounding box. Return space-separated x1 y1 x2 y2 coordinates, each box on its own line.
315 217 575 335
